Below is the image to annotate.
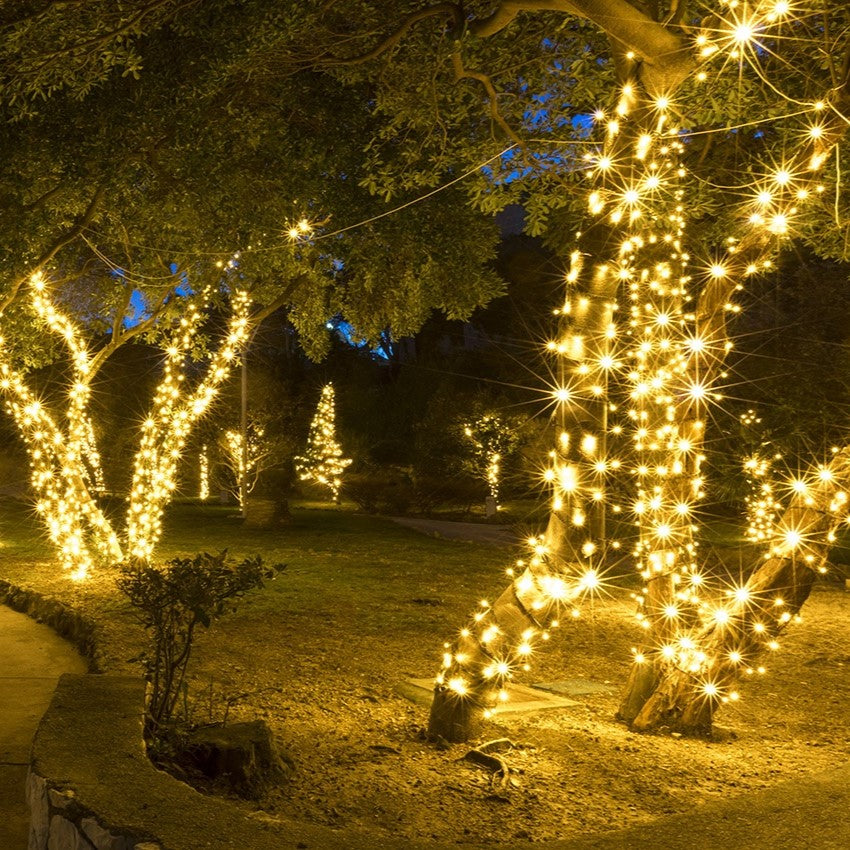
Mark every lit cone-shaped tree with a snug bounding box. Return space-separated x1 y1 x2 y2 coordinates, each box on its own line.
295 384 352 502
427 7 850 741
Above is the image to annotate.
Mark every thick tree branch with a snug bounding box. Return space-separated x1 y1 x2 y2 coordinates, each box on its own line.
469 0 693 93
249 275 308 326
451 52 526 149
697 77 850 345
89 284 178 379
111 281 135 341
0 181 107 315
21 182 64 212
321 1 693 92
320 3 462 66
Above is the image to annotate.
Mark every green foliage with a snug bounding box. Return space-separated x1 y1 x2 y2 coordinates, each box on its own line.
343 466 483 516
344 467 413 515
0 0 507 369
116 551 285 736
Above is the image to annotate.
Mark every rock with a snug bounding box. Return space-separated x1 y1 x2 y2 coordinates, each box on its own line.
27 771 50 850
48 789 76 811
47 815 87 850
182 720 292 799
81 818 136 850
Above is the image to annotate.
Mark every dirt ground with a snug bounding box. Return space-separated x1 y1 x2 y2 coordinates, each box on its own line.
4 505 850 845
190 584 850 846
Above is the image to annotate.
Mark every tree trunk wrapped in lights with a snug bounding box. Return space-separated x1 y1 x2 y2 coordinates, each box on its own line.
0 272 255 577
429 249 622 742
0 359 117 579
428 17 850 740
81 415 106 494
0 273 122 578
198 444 210 501
628 454 850 733
126 290 252 562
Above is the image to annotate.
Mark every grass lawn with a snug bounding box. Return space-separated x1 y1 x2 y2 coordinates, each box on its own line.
3 496 850 844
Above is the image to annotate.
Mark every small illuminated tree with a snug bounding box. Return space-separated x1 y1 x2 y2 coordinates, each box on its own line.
295 383 351 502
198 444 210 501
463 414 520 509
218 422 270 508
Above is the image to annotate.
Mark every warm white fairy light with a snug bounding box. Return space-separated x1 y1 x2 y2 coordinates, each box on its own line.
198 444 210 501
0 273 122 579
464 414 518 507
741 411 782 544
221 425 266 507
294 383 351 502
422 1 850 736
0 269 260 576
82 416 106 494
127 289 252 561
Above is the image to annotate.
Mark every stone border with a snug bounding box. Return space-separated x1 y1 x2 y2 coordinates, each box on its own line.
0 579 102 672
28 674 422 850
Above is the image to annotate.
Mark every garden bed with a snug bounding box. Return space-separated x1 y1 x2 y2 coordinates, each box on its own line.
2 498 850 845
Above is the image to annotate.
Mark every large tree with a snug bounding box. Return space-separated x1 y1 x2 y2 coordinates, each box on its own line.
243 0 850 739
0 1 510 574
5 0 850 736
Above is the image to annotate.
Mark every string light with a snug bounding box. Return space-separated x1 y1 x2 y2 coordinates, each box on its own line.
198 444 210 501
0 272 254 574
463 414 518 508
741 410 782 544
428 1 850 738
127 289 252 561
221 425 266 507
295 383 351 502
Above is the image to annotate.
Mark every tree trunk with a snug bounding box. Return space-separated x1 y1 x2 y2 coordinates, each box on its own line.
620 487 838 733
426 61 850 743
426 555 560 741
427 251 619 742
428 684 485 743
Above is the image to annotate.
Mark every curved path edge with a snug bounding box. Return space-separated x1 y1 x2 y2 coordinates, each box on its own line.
0 603 87 849
0 579 101 672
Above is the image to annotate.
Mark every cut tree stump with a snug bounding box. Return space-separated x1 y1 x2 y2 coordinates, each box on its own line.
181 720 292 798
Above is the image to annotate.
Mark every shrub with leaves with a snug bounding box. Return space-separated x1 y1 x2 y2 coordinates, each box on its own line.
117 551 285 738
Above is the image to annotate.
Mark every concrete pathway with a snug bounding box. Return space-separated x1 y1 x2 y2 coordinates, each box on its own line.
0 605 86 849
